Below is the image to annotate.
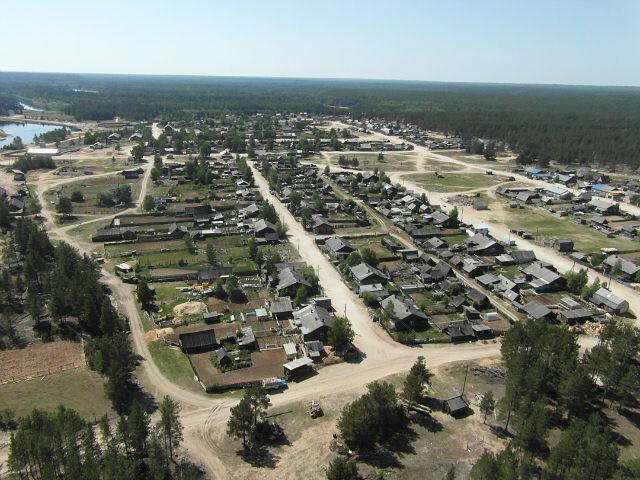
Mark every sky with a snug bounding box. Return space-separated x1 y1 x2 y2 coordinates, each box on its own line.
2 0 639 86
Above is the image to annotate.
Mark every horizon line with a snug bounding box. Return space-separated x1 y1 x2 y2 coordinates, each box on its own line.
1 69 639 90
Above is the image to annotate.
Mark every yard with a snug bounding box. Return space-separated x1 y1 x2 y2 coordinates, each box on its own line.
190 348 287 391
350 235 396 260
493 204 638 253
146 340 203 392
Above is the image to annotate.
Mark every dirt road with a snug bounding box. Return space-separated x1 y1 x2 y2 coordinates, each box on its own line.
16 147 604 479
328 122 640 321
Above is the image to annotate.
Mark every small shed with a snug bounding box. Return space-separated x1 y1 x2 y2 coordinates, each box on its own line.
203 311 220 324
215 347 232 367
283 342 297 360
255 308 268 321
283 356 314 379
444 394 471 418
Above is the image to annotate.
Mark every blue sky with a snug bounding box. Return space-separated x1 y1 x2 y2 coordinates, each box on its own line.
3 0 639 86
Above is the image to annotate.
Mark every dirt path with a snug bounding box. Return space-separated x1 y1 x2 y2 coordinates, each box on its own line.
327 122 640 319
17 149 609 479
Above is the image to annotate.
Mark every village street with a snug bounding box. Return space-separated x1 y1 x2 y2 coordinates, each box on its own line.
11 140 602 479
326 122 640 325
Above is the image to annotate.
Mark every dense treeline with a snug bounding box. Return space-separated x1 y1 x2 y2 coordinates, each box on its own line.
33 127 68 144
2 218 139 412
469 318 640 479
12 154 56 172
1 72 640 167
7 397 203 480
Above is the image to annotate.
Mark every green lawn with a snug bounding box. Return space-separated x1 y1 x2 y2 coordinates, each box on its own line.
0 369 112 419
414 328 449 342
443 233 469 246
495 205 638 253
147 340 202 392
402 172 505 192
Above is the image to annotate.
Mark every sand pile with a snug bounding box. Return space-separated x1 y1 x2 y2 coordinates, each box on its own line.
173 301 207 320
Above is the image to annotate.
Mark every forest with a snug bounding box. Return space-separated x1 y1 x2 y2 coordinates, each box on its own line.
1 71 640 167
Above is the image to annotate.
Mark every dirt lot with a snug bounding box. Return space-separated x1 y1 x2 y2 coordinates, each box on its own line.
190 348 287 390
0 340 86 384
206 359 508 480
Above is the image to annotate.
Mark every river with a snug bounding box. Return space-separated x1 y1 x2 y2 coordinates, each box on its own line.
0 121 61 148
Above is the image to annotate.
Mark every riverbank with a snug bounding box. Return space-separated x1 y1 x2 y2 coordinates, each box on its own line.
0 116 75 128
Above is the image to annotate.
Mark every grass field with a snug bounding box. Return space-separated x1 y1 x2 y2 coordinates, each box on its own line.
325 152 418 172
147 340 202 392
0 369 112 419
494 205 638 253
47 174 142 215
402 172 505 192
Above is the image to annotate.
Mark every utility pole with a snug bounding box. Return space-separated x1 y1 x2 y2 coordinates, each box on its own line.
461 363 469 395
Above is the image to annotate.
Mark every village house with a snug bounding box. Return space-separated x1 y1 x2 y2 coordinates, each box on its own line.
350 262 390 286
292 304 334 342
603 254 640 281
324 236 355 259
380 295 429 331
590 287 629 314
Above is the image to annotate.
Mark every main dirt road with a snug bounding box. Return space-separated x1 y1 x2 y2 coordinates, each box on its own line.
327 121 640 322
18 151 509 479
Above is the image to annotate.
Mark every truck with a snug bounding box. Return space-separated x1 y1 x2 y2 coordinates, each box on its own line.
262 377 288 391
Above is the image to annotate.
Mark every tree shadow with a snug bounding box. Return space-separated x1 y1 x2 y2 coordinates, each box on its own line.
490 425 514 439
238 444 280 469
411 412 444 433
362 425 419 469
619 407 640 431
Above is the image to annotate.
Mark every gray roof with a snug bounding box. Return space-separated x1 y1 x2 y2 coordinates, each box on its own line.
603 255 640 276
588 198 616 212
380 295 428 322
511 250 536 264
350 262 390 283
523 263 562 286
293 305 334 335
254 218 276 233
276 267 311 292
591 288 628 311
270 296 293 314
238 326 256 346
325 236 354 255
522 301 552 320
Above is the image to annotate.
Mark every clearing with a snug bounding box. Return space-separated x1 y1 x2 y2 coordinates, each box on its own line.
401 172 506 193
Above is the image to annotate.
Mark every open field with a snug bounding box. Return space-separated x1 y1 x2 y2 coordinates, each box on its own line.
0 369 112 419
325 152 418 172
45 174 142 214
401 172 506 192
56 148 133 173
491 204 638 253
431 151 517 171
0 340 86 384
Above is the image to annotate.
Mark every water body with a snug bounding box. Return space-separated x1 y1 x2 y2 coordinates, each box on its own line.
0 122 61 148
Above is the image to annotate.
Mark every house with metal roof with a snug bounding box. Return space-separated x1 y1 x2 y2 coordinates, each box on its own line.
380 295 429 331
293 304 334 342
590 287 629 314
350 262 390 286
325 236 355 258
